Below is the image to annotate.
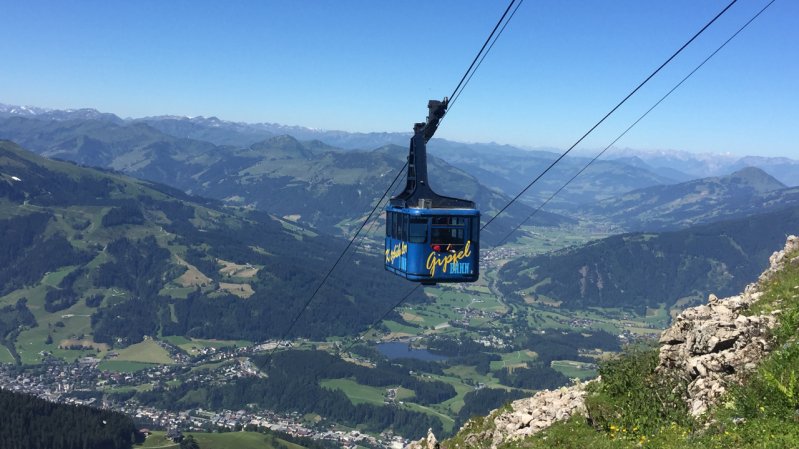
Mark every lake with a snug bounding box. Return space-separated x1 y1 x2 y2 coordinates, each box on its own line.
376 341 448 362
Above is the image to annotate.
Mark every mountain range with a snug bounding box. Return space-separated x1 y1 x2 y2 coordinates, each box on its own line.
4 101 799 444
3 102 799 339
3 102 798 190
0 140 424 363
606 147 799 187
0 109 571 243
579 166 799 232
497 203 799 313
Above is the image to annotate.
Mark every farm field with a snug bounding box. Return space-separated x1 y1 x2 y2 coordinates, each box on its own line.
161 336 251 355
97 360 159 373
7 272 109 364
489 350 538 371
0 216 673 439
550 359 597 379
135 430 306 449
114 339 174 364
0 347 14 363
320 378 391 406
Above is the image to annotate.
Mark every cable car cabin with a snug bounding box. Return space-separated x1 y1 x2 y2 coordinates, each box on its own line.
385 207 480 284
384 98 480 284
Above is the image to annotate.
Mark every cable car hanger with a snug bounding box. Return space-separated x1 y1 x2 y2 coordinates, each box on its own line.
385 99 481 284
390 98 474 211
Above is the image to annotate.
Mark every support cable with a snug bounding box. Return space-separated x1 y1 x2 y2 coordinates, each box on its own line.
492 0 775 249
481 0 738 232
347 0 746 352
448 0 524 112
344 164 409 265
342 284 422 354
267 0 524 360
265 162 407 362
466 0 777 333
449 0 519 103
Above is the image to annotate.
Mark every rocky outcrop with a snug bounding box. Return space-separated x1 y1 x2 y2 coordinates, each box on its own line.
410 235 797 448
656 291 775 416
656 235 797 416
406 428 439 449
406 384 588 449
479 385 587 447
759 234 799 284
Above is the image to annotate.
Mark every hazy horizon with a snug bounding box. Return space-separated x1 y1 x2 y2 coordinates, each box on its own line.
4 99 797 164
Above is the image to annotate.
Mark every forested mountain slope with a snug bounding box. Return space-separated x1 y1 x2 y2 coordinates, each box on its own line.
498 205 799 313
0 116 571 240
0 389 139 449
0 141 423 362
581 167 799 231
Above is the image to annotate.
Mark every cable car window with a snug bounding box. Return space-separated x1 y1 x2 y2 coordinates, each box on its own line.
432 227 464 245
400 214 408 241
433 216 465 226
392 213 400 239
409 218 428 243
386 212 393 238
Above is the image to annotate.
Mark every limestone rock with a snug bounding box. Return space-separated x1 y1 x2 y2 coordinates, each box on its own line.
450 383 588 449
405 428 438 449
655 236 796 416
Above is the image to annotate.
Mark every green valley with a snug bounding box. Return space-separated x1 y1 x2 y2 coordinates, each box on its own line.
1 112 797 445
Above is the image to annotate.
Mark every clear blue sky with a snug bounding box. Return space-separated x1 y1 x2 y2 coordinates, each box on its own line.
0 0 796 157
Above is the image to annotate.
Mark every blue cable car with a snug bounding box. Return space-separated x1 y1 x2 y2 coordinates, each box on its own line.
385 98 480 284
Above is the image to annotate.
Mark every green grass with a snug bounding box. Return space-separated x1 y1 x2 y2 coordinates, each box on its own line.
115 339 174 364
383 285 508 337
425 369 508 418
0 346 15 363
98 360 158 373
159 285 196 299
11 280 104 364
510 225 606 256
551 360 597 380
130 383 155 392
189 360 234 373
161 335 192 346
383 320 420 336
497 417 687 449
136 431 305 449
748 250 799 343
403 402 456 434
396 386 416 401
167 337 252 355
489 350 539 371
40 266 79 287
444 364 498 387
434 378 477 416
320 378 390 405
643 304 670 326
520 302 665 337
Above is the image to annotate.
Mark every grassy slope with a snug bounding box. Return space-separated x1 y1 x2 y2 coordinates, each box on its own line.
498 209 799 312
135 430 306 449
320 378 389 406
98 361 159 373
444 248 799 449
113 339 174 364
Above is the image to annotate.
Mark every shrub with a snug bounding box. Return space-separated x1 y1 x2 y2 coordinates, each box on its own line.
585 346 690 436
